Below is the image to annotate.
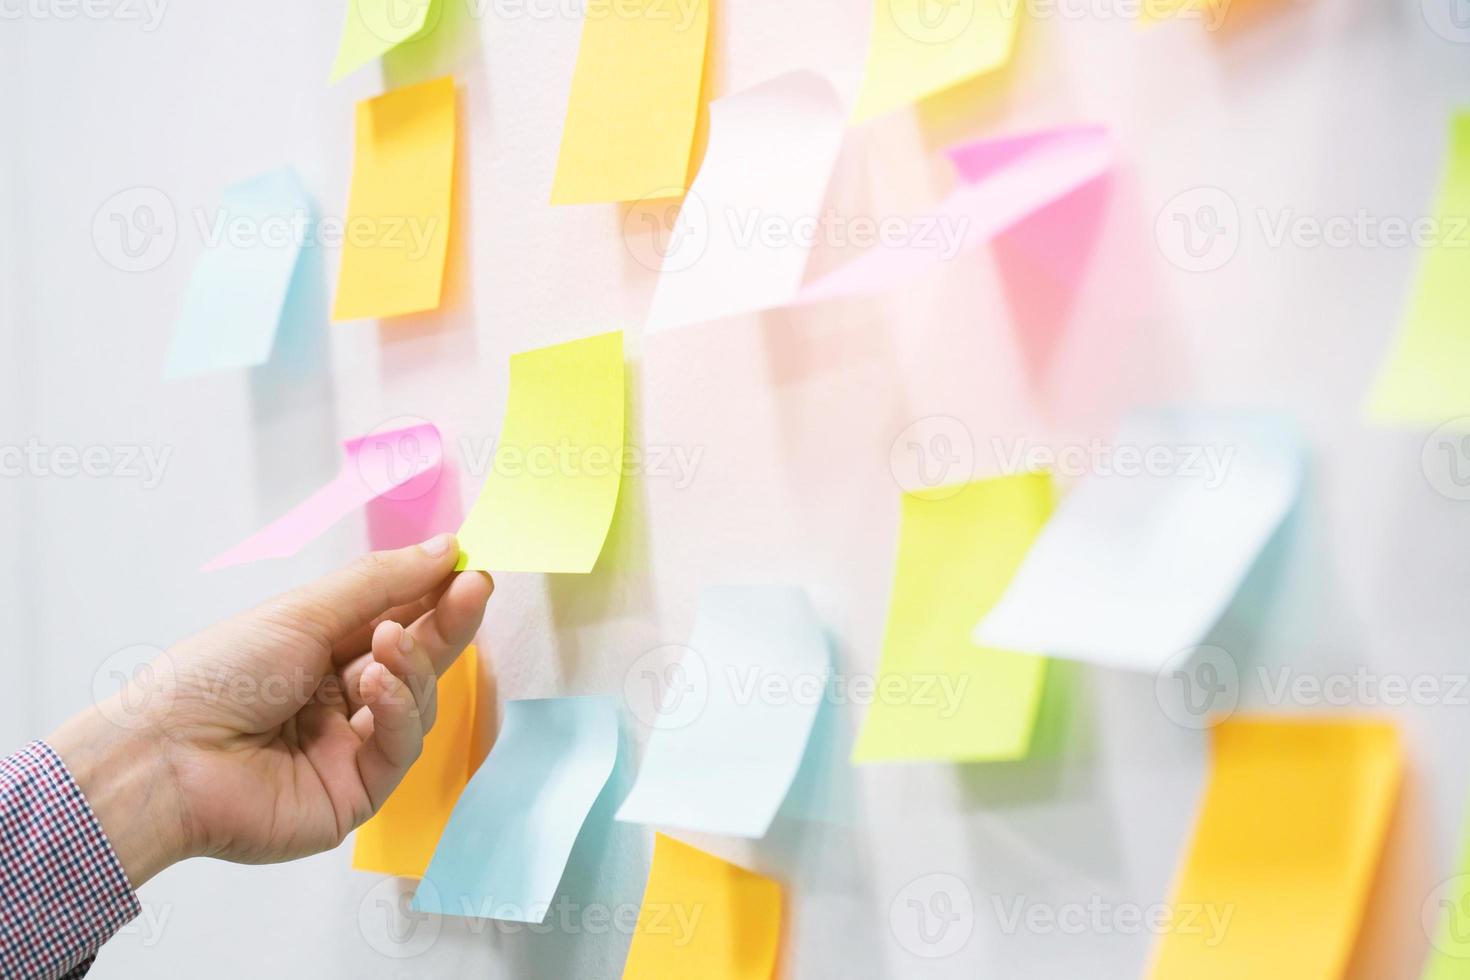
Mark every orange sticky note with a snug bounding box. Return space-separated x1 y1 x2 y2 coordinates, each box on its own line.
351 645 480 878
333 75 456 322
622 834 782 980
1149 717 1401 980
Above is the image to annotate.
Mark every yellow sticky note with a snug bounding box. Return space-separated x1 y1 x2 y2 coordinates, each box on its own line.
550 0 710 204
457 331 625 573
623 834 782 980
852 0 1020 123
329 0 437 83
1368 112 1470 428
332 75 456 323
351 645 480 878
1149 717 1401 980
853 473 1054 763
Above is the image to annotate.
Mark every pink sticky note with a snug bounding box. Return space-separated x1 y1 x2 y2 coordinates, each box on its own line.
366 453 463 551
795 125 1112 304
946 129 1087 182
202 422 444 571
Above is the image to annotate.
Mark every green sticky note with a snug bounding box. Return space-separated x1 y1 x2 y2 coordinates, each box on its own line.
456 331 625 573
853 472 1054 764
330 0 437 83
1367 111 1470 428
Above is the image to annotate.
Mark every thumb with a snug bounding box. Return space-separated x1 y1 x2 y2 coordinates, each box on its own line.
279 533 461 645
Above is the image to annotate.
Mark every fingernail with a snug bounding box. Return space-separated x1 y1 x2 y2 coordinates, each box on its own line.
421 533 455 558
398 625 414 655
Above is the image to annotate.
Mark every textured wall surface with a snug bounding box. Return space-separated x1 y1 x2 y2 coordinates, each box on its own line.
7 0 1470 976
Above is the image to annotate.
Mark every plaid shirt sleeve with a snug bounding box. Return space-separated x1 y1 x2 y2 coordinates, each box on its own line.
0 741 141 980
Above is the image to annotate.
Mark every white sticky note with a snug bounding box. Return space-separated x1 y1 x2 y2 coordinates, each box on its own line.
643 71 846 333
973 410 1302 672
643 115 1112 332
616 586 830 839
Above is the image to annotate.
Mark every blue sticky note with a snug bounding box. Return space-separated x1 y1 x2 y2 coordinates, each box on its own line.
615 586 830 839
974 409 1302 673
164 168 312 379
411 696 619 923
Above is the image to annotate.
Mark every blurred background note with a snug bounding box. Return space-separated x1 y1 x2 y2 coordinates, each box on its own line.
1148 717 1401 980
1421 794 1470 979
615 586 829 839
644 115 1112 331
797 125 1113 304
851 0 1020 122
853 473 1054 764
974 410 1301 672
330 0 439 82
642 71 846 333
1366 112 1470 429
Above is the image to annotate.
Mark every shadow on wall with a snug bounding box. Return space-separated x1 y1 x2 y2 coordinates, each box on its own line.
547 361 660 672
759 663 889 980
249 240 341 525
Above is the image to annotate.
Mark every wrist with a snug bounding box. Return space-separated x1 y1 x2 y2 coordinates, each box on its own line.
48 703 191 888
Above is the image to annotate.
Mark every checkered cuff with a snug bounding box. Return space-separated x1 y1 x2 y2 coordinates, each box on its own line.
0 741 141 979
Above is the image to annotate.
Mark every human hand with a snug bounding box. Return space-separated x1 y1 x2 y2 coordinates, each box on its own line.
48 533 493 886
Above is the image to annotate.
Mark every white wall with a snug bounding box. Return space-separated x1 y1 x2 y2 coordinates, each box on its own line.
8 0 1470 976
1 20 35 753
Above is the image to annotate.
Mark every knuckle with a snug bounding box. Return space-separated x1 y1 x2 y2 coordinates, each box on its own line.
342 552 394 610
350 550 392 584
